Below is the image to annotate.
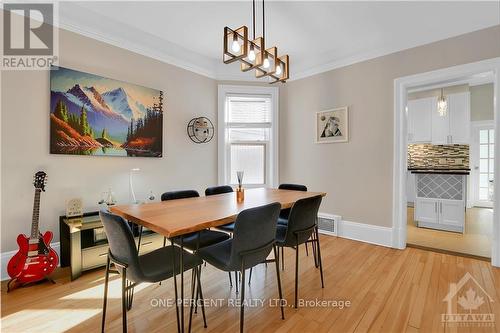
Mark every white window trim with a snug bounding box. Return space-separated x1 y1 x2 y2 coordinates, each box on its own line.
217 85 279 188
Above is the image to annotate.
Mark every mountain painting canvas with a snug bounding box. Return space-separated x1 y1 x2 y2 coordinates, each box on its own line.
50 66 163 157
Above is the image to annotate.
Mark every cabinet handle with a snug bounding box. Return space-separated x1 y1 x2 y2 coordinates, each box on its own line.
440 202 443 214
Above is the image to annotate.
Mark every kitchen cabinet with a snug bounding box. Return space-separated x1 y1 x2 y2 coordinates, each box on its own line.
448 92 470 144
407 92 470 144
413 173 466 233
407 97 433 143
415 198 464 232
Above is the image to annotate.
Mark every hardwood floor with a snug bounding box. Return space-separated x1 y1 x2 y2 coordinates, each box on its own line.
407 207 493 258
2 235 499 332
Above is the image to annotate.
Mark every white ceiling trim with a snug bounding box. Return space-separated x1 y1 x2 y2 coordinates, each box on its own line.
58 4 218 79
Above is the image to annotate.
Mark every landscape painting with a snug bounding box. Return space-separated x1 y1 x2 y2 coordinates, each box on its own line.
50 66 163 157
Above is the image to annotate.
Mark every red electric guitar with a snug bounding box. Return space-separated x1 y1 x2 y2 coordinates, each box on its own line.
7 171 59 289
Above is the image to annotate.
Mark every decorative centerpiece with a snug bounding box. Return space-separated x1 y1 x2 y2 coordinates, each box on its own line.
236 171 245 202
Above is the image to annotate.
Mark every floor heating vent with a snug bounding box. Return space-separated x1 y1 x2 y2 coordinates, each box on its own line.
317 214 340 236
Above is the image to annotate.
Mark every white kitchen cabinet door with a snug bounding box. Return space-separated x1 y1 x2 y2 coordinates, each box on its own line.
408 98 433 143
431 97 450 145
449 92 470 144
415 198 439 223
440 199 465 228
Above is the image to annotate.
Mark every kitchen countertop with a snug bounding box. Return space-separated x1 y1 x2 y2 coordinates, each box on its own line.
408 168 470 175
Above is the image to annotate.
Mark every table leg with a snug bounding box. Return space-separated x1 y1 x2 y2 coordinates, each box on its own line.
170 240 181 333
180 237 185 333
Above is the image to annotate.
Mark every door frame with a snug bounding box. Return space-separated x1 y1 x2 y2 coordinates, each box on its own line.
392 57 500 267
470 120 495 208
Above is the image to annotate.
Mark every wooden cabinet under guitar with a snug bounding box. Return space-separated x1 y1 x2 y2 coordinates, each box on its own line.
7 171 59 291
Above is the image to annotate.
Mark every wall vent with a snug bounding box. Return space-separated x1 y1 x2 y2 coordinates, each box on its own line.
317 213 340 236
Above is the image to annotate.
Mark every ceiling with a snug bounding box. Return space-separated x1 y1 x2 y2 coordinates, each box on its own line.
59 1 500 81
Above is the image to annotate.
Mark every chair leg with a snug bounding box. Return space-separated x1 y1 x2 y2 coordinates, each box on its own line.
281 247 285 271
197 265 207 328
188 268 196 333
294 245 299 309
240 265 246 333
121 269 128 333
248 267 252 285
101 256 110 333
273 246 285 320
126 280 134 311
235 271 239 293
305 242 309 256
311 233 318 268
228 272 232 287
315 226 324 288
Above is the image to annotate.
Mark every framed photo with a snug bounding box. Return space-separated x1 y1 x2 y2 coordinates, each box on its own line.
316 107 349 143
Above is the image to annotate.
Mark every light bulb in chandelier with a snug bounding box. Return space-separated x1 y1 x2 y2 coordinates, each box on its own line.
263 57 270 69
231 40 240 53
276 64 282 75
248 46 256 61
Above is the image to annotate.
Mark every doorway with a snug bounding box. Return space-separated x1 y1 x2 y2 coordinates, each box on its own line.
393 57 500 267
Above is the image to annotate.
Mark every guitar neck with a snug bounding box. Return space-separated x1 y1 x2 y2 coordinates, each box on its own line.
30 189 42 241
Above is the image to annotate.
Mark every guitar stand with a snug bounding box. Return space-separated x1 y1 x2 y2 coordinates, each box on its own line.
6 276 56 293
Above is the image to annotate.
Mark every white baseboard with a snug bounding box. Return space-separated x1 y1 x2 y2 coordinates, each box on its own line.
317 212 393 248
337 220 393 248
1 242 61 281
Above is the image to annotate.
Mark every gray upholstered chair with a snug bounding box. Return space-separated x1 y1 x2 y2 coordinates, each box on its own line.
198 202 285 333
275 195 324 308
99 210 205 333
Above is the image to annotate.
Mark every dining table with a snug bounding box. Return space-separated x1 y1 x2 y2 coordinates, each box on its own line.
110 187 326 332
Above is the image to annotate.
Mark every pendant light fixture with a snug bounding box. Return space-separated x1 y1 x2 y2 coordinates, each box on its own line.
223 0 289 83
437 88 448 117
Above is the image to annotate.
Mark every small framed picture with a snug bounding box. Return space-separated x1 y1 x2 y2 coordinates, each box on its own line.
316 107 349 143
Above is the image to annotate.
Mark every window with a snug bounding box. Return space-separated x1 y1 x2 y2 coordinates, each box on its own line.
479 128 495 201
218 85 278 187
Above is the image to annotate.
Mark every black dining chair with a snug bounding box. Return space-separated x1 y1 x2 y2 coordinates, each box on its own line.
99 210 205 333
204 185 240 289
198 202 285 333
276 184 317 268
161 190 230 251
275 195 324 308
205 186 235 233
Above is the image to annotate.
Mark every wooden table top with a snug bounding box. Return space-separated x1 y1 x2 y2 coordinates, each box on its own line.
110 188 326 238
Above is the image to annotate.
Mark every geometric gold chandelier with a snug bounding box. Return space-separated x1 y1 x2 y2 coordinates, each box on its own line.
223 0 289 83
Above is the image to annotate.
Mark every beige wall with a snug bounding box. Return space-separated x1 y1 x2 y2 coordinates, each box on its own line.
471 83 494 121
280 25 500 227
1 28 218 252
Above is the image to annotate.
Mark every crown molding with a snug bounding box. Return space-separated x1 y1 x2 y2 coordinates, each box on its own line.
58 3 218 80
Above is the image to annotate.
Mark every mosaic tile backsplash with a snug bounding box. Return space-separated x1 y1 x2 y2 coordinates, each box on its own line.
408 144 469 169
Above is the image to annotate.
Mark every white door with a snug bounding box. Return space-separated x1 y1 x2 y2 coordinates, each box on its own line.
472 124 495 207
432 96 450 145
440 199 465 229
449 92 471 144
408 98 433 143
415 198 439 223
